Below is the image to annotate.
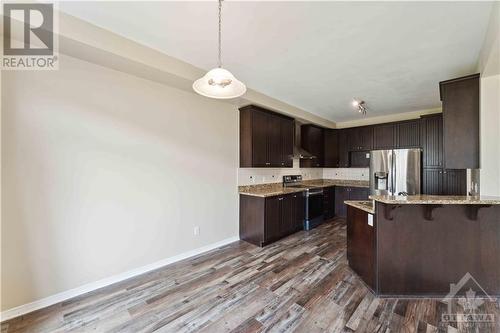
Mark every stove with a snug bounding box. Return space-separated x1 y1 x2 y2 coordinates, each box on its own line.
283 175 324 230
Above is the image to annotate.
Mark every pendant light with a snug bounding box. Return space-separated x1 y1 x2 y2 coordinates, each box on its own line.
193 0 246 99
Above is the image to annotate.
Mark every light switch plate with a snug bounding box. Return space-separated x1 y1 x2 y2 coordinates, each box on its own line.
367 214 373 227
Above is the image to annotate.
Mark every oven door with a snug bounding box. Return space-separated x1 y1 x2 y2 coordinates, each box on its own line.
306 190 324 221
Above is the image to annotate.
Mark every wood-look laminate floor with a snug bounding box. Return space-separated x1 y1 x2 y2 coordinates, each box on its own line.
2 219 499 333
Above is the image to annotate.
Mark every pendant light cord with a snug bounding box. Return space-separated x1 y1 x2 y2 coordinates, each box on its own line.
218 0 222 68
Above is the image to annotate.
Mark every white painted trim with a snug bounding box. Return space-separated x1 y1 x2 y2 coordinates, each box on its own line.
0 236 239 322
335 108 442 128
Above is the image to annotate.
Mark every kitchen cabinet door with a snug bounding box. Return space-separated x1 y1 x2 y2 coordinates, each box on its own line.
337 129 349 167
421 115 443 168
280 119 294 167
373 123 395 149
267 115 283 167
334 186 349 218
422 168 443 195
293 192 305 231
281 194 296 236
443 169 467 195
349 127 373 151
359 126 374 151
348 128 361 151
323 186 335 220
265 196 282 243
395 120 420 148
440 74 480 169
250 110 269 167
324 129 339 168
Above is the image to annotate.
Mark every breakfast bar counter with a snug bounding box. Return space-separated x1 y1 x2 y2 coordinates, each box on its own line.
346 195 500 297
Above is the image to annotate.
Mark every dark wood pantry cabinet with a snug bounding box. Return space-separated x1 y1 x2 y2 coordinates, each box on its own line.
240 105 294 168
421 114 443 169
240 192 304 247
440 74 480 169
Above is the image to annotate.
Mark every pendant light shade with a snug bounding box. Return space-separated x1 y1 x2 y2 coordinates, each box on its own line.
193 68 246 99
193 0 246 99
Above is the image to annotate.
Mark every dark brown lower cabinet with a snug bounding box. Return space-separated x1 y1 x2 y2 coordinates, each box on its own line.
423 168 467 195
240 192 304 247
347 206 375 290
334 186 370 218
323 186 335 220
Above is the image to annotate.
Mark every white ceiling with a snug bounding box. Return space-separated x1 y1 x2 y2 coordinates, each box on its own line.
59 1 493 122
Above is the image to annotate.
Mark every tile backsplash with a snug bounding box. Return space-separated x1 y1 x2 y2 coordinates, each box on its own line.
238 158 369 186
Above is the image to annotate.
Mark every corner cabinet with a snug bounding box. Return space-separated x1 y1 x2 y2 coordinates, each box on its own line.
240 105 294 168
240 193 304 247
440 74 480 169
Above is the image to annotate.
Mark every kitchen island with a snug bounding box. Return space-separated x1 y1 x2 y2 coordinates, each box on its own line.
346 195 500 297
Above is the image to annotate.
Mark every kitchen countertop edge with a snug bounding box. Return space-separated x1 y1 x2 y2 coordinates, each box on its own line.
370 195 500 205
345 200 375 214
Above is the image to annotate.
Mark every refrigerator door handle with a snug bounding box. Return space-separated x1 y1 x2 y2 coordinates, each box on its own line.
388 150 394 195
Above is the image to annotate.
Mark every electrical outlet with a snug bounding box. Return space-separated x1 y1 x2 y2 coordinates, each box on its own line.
194 226 200 236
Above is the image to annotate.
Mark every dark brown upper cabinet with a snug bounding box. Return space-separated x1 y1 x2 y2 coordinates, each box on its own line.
349 126 373 151
323 129 339 168
421 114 443 169
440 74 480 169
395 119 420 148
300 125 324 168
373 123 395 150
337 129 350 167
240 105 294 168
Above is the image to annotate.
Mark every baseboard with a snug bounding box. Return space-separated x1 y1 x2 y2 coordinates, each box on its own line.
0 236 239 322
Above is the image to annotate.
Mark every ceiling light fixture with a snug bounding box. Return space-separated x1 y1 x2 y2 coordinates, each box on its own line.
352 99 367 115
193 0 246 99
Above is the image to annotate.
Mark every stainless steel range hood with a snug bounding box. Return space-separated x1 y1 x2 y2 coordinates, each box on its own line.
292 122 316 160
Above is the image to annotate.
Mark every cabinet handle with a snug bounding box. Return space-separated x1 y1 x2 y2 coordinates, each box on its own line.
278 197 283 201
265 162 270 165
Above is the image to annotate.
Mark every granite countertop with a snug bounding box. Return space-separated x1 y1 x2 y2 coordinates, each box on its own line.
345 200 375 214
370 194 500 205
239 179 369 198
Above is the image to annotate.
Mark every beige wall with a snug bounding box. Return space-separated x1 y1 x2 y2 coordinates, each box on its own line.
1 55 239 311
478 2 500 196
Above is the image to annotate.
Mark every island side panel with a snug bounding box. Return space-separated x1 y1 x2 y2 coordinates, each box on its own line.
375 202 500 297
347 206 376 291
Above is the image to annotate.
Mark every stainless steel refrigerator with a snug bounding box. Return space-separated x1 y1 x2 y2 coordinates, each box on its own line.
369 149 421 196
